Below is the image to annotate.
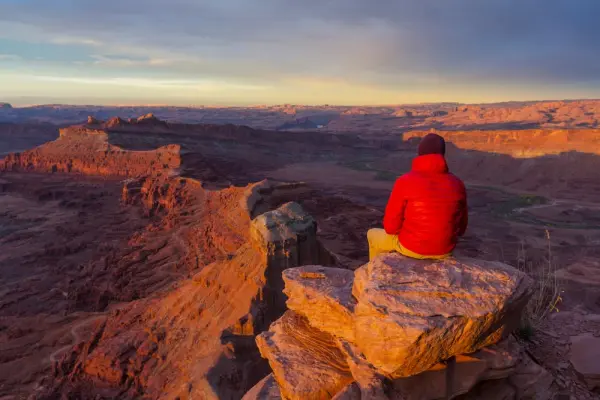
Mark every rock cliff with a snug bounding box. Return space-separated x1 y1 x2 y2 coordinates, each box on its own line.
0 124 180 177
404 129 600 158
37 178 339 399
248 255 554 399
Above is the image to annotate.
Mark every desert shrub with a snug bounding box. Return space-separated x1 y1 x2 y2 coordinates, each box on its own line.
516 230 563 340
519 194 547 206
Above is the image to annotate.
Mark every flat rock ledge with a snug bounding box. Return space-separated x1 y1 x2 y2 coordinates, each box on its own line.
247 253 553 400
570 334 600 390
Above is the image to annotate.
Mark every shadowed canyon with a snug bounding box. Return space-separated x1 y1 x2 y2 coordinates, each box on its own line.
1 100 600 399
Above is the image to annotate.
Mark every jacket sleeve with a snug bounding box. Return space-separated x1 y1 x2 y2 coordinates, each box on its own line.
383 179 407 235
458 181 468 237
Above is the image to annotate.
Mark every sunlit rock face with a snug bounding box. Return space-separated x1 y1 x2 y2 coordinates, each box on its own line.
1 124 180 177
252 254 547 400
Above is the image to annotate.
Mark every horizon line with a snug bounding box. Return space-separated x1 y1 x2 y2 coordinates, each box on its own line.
4 97 600 110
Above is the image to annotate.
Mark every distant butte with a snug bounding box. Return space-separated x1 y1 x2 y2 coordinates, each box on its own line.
1 116 180 177
86 115 101 125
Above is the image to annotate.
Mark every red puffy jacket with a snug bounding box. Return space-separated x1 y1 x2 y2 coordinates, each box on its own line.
383 154 468 256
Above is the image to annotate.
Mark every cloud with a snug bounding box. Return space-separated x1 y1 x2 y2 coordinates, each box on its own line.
0 54 22 61
88 54 165 67
0 0 600 103
32 75 268 92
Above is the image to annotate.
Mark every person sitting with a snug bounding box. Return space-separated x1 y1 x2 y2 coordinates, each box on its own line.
367 133 468 260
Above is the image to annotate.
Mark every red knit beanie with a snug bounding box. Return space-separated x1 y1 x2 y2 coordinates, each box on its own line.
418 133 446 156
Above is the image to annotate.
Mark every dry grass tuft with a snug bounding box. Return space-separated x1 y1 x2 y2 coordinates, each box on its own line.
517 230 563 339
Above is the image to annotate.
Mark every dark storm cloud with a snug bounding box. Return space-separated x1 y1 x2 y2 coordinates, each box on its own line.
1 0 599 86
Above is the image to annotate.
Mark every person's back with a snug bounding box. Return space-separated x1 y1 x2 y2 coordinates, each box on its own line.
367 133 468 260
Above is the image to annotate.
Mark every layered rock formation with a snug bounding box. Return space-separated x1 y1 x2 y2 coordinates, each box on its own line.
37 178 339 399
349 256 532 377
404 129 600 158
0 124 180 177
249 254 553 399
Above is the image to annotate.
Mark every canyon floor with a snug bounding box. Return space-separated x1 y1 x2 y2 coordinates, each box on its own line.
1 101 600 399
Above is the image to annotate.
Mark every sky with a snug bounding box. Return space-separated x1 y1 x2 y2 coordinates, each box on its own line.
1 0 600 106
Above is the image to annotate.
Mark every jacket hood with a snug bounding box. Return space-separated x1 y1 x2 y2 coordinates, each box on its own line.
411 154 449 173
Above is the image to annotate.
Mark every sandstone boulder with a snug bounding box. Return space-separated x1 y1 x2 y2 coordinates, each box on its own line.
352 254 533 377
250 201 318 274
256 311 353 400
283 266 356 342
250 201 317 253
251 254 537 400
250 333 543 400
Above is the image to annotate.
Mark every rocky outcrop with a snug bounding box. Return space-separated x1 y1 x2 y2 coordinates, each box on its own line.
102 113 169 130
121 175 200 218
247 199 338 323
256 311 353 400
0 125 180 177
86 115 101 125
351 255 533 377
404 129 600 158
105 116 126 129
251 202 319 270
251 254 547 399
283 266 356 343
39 182 338 399
136 113 159 122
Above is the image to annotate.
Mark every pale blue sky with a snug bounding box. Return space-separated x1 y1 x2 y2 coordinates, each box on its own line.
1 0 600 106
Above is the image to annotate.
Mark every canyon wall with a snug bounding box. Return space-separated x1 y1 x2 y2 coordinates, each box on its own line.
405 129 600 158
